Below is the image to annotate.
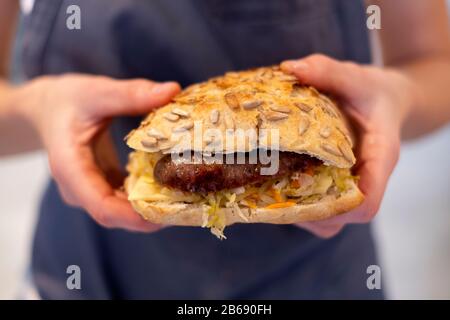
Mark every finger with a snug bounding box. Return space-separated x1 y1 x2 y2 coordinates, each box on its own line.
49 143 162 232
280 54 364 100
89 79 181 118
296 221 344 239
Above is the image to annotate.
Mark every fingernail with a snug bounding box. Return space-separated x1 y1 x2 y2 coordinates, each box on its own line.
136 82 179 101
150 82 179 95
281 60 309 73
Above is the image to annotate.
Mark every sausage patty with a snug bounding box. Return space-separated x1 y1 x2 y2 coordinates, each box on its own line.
153 152 319 193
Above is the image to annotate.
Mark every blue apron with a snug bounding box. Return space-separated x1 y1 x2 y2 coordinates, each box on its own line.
22 0 383 299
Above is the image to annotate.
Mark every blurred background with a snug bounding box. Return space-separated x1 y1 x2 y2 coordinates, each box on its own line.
0 1 449 299
1 127 448 299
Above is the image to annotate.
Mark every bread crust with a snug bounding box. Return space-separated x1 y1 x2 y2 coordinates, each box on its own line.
125 175 364 226
126 66 355 168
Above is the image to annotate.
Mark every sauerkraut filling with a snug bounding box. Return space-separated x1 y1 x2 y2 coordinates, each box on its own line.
127 151 358 239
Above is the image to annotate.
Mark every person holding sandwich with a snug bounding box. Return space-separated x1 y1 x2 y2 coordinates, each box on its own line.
0 0 449 299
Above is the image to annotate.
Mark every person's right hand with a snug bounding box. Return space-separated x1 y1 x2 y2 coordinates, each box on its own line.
13 74 180 232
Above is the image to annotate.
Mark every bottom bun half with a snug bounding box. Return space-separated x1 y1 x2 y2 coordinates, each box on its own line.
125 175 364 227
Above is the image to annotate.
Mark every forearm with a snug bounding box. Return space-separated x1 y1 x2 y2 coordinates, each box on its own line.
0 79 42 156
370 0 450 140
0 1 39 155
393 55 450 140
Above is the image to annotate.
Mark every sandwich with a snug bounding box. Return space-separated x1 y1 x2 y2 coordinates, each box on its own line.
124 66 364 239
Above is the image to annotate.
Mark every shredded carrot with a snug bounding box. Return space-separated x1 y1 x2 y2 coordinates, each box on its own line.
241 199 257 209
304 166 314 176
270 188 283 202
265 202 296 209
246 194 259 203
290 179 301 188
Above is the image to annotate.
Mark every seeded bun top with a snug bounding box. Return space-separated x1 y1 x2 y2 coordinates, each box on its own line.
126 66 356 168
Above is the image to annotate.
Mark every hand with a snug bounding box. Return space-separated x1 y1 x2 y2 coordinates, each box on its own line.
14 74 180 232
281 54 415 238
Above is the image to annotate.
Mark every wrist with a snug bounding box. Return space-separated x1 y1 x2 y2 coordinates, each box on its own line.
0 80 16 117
0 81 34 132
385 68 419 127
10 76 54 131
0 79 45 153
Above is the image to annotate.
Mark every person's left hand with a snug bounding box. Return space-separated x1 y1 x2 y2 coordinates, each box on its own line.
281 54 416 238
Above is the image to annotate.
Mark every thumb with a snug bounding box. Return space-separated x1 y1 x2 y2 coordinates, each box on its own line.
93 79 181 118
280 54 361 100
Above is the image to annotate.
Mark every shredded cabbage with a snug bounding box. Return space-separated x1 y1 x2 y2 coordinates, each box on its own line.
204 194 227 240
